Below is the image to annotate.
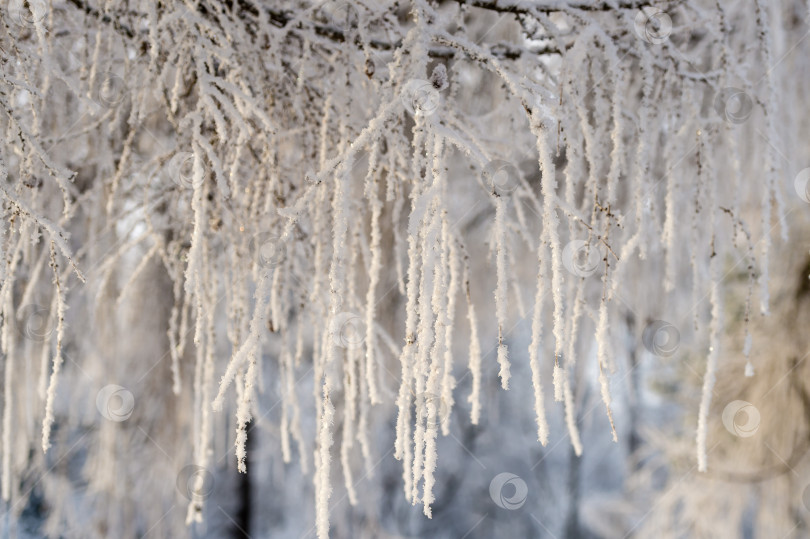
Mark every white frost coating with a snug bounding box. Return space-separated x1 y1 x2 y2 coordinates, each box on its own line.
493 193 511 389
363 142 383 405
529 111 565 364
529 241 551 443
563 284 586 397
422 162 449 515
465 260 483 426
1 289 15 501
697 255 722 472
315 387 335 539
395 116 429 484
743 333 754 377
753 0 783 317
697 132 722 473
440 233 459 437
41 244 67 454
0 185 84 282
563 370 583 457
596 236 617 442
552 363 564 403
314 118 356 532
410 153 441 505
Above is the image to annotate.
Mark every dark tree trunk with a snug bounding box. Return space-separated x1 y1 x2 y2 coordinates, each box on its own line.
233 434 252 538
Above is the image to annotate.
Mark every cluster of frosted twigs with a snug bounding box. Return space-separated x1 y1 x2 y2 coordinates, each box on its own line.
0 0 783 536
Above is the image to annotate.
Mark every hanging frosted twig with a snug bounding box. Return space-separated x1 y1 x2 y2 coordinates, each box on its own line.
493 191 511 388
529 239 551 444
41 243 67 454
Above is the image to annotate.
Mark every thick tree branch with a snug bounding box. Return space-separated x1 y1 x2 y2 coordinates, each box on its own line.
453 0 653 14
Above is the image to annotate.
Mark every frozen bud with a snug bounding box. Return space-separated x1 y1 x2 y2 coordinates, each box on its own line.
430 64 448 91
